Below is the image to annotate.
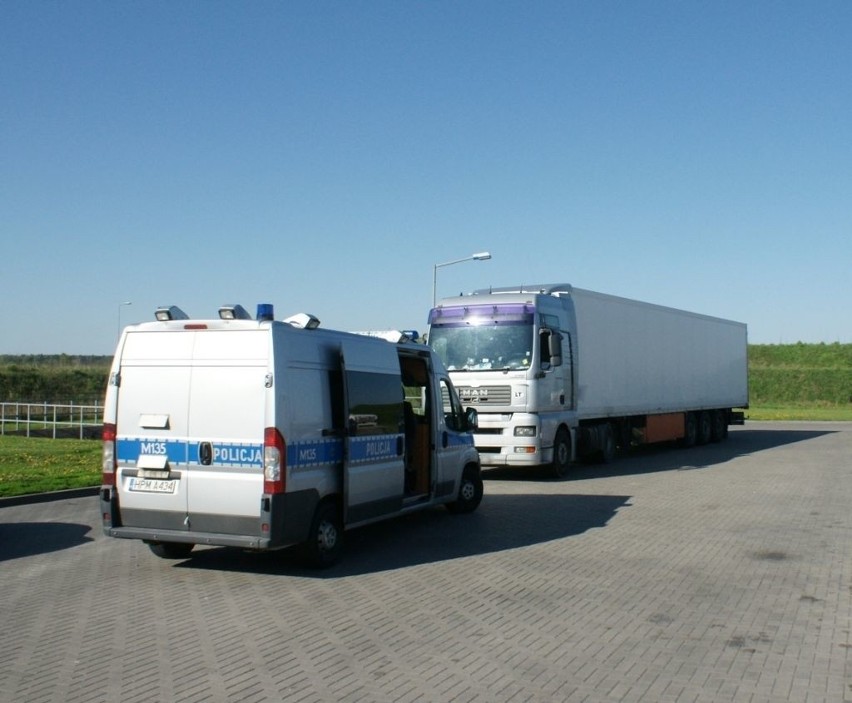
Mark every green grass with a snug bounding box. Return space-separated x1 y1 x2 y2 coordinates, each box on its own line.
747 404 852 421
747 342 851 420
0 435 101 498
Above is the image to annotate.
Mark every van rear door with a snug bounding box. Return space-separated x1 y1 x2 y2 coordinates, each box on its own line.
115 330 193 531
115 328 268 537
183 330 267 535
340 338 405 524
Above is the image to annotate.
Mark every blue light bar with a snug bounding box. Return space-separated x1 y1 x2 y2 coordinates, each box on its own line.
256 303 274 321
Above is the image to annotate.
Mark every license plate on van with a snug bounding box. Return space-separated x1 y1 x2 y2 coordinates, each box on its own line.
128 477 177 494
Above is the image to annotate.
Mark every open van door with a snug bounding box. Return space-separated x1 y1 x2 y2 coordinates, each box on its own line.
340 338 405 525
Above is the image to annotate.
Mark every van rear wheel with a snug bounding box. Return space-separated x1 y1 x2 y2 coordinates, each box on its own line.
148 541 194 559
302 501 343 568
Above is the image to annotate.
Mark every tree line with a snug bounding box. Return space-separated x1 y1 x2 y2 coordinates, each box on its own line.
0 357 111 403
1 346 849 406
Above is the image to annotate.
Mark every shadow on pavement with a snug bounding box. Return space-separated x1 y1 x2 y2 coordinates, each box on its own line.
177 492 631 577
0 521 93 561
485 427 836 482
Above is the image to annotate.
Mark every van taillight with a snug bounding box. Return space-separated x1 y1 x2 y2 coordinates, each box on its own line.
102 423 117 486
263 427 286 494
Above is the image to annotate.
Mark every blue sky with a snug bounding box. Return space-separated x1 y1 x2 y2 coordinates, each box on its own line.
2 1 850 354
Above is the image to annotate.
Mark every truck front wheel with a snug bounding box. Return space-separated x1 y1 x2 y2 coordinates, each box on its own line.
550 428 572 478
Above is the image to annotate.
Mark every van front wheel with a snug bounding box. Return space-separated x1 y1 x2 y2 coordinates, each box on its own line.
302 501 343 568
148 541 194 559
447 465 483 514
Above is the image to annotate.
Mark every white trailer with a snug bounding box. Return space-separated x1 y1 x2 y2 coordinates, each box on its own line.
427 284 748 477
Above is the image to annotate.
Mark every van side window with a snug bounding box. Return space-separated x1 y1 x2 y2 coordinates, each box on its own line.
328 369 345 433
440 378 463 431
346 371 403 436
400 356 430 419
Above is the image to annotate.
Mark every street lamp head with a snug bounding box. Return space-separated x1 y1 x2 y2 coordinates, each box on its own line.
432 251 494 306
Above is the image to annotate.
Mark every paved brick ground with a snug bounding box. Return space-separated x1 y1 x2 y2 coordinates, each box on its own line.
1 422 850 703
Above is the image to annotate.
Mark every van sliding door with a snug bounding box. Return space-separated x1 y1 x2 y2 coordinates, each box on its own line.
340 340 405 524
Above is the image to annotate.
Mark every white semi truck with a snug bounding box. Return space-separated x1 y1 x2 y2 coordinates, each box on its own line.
427 284 748 477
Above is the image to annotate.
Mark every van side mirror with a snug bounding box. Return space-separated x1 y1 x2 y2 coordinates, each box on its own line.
464 407 479 432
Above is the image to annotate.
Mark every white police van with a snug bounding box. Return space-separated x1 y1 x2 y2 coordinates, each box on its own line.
100 303 482 567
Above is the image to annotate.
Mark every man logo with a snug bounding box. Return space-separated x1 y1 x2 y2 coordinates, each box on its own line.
460 388 488 403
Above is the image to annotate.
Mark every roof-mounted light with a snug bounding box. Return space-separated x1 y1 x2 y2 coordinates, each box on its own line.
219 304 252 320
256 303 274 321
155 305 189 321
283 312 320 330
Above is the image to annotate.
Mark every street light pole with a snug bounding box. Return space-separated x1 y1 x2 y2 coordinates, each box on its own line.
117 301 132 341
432 251 492 307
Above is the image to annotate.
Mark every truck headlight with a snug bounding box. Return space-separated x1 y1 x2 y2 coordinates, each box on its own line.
514 426 536 437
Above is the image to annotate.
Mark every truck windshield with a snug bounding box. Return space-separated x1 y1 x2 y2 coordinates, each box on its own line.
429 322 534 371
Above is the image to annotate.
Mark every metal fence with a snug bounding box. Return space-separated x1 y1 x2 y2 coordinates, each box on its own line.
0 402 102 440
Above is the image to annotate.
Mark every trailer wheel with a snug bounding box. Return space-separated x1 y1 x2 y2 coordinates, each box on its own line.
447 465 483 514
550 428 572 478
302 501 343 568
148 541 194 559
710 410 727 442
679 413 697 448
697 411 712 445
600 423 616 463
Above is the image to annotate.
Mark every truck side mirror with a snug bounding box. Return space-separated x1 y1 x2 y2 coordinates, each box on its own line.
549 331 563 367
464 407 479 432
540 328 562 368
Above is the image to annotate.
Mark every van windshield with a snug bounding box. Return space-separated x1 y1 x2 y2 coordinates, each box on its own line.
429 322 533 371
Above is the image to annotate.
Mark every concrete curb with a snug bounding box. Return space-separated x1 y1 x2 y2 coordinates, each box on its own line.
0 486 99 508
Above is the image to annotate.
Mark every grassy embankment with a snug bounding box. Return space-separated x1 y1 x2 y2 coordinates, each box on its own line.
0 344 849 497
747 343 852 421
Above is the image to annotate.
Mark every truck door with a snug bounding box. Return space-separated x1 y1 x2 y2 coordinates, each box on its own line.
340 339 405 524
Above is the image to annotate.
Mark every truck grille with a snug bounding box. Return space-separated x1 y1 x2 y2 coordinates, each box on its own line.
457 385 512 405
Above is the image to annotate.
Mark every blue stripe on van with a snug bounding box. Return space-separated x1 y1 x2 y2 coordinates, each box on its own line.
445 433 475 448
347 434 403 464
286 438 343 468
118 438 186 465
209 443 263 467
117 438 263 468
118 434 414 470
